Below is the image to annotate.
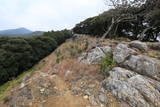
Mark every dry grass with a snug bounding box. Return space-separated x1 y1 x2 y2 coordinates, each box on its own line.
146 50 160 59
51 58 102 82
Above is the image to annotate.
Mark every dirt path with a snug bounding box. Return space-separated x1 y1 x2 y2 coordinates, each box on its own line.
42 76 91 107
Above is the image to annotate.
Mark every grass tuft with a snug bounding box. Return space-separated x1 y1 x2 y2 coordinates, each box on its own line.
100 53 116 76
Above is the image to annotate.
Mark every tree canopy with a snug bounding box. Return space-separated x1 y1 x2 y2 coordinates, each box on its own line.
73 0 160 41
0 30 71 85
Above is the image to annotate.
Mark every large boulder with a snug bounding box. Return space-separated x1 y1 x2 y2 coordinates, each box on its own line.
129 41 148 51
113 44 136 64
124 55 160 81
79 46 112 64
103 67 160 107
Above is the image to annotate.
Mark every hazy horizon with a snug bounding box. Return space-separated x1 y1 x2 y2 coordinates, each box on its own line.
0 0 108 31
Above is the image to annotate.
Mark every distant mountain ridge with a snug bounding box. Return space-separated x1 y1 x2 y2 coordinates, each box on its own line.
0 28 32 35
0 28 44 37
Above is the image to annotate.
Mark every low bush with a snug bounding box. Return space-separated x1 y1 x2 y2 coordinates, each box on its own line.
100 53 116 76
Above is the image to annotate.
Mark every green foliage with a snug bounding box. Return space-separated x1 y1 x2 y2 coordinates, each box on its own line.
0 30 71 85
56 55 64 64
101 53 116 76
73 0 160 41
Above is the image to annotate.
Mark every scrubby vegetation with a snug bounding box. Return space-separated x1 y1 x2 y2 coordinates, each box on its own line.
0 30 71 85
101 53 116 76
73 0 160 41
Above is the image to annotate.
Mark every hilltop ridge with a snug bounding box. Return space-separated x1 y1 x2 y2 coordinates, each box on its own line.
1 34 160 107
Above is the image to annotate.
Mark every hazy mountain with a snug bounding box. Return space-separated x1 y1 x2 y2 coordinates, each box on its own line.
0 28 44 37
0 28 32 35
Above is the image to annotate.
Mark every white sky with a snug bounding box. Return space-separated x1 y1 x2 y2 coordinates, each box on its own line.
0 0 107 31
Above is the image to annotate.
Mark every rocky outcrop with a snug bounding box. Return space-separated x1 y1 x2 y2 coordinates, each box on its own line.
112 42 160 81
103 67 160 107
113 44 136 64
129 40 148 51
124 55 160 80
78 40 160 107
79 46 112 64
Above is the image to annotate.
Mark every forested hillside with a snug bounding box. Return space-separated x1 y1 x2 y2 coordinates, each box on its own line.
0 30 71 85
73 0 160 41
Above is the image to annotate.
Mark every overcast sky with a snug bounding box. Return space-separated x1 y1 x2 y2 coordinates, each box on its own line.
0 0 107 31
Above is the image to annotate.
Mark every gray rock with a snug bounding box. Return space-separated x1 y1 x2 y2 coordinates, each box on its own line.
18 86 32 99
98 93 108 104
129 40 148 51
128 75 160 106
113 44 136 64
89 95 99 105
79 46 112 64
40 83 52 88
9 86 33 107
102 67 160 107
84 90 92 96
72 89 79 95
124 55 160 80
99 88 105 93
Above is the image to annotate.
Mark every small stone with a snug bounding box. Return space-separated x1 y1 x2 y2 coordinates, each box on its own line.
72 89 79 95
100 104 104 107
54 87 58 89
40 88 45 94
89 95 98 105
41 83 51 88
88 84 95 88
64 88 68 91
83 95 89 99
20 83 25 88
40 88 45 93
99 93 108 104
100 88 105 93
84 90 91 96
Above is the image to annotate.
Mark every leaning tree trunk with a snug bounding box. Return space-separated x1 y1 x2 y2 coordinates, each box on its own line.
139 26 153 41
101 18 115 39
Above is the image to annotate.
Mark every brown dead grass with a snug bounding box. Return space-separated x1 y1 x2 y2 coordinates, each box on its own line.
50 58 103 82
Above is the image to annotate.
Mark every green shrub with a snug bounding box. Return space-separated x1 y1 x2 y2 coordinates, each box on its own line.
100 53 116 76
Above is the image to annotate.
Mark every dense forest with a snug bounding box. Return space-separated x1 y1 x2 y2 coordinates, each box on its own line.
0 30 71 85
73 0 160 41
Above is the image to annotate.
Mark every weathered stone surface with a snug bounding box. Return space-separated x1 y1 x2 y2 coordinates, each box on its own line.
124 55 160 80
102 67 160 107
79 46 112 64
129 40 148 51
128 75 160 106
89 95 99 105
9 86 33 107
98 93 108 104
113 44 136 64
